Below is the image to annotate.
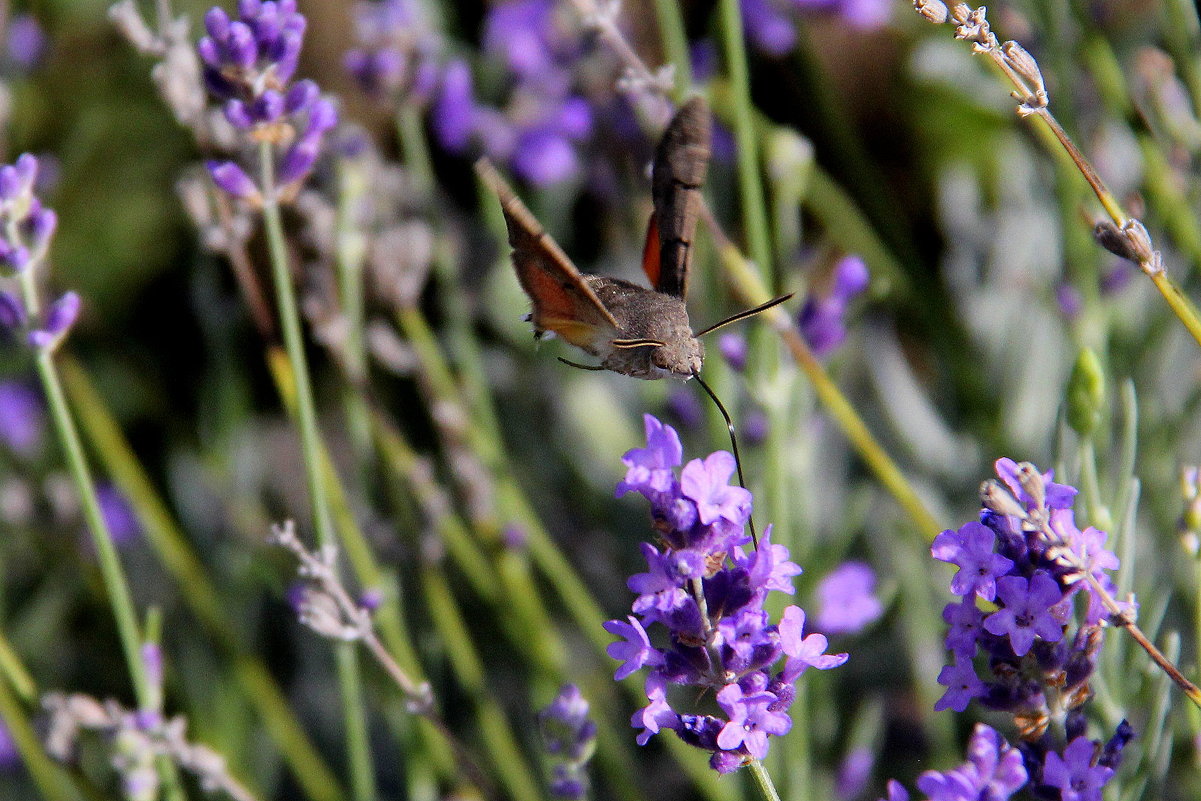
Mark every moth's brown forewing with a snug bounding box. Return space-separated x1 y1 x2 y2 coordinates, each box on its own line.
477 98 712 380
649 97 711 300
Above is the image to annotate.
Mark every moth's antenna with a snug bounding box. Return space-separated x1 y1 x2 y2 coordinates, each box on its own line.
692 370 757 549
694 294 794 339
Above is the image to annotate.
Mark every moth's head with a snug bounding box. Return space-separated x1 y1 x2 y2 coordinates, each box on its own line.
651 336 705 379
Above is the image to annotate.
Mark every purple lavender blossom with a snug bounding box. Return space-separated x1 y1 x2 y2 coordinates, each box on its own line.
931 460 1131 797
931 520 1014 602
933 653 984 712
198 1 337 200
1041 736 1113 801
982 571 1065 656
0 381 44 455
814 561 883 635
799 255 869 357
0 154 72 349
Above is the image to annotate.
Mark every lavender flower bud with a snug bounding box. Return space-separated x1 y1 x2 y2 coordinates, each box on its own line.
206 160 260 201
0 290 25 329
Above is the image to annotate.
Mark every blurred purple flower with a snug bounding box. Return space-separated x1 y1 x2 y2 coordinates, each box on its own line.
95 483 141 546
1056 282 1083 319
539 684 596 761
915 724 1026 800
344 0 441 104
28 291 81 349
0 381 43 455
6 14 46 71
799 255 869 357
0 716 17 771
667 387 704 429
718 333 748 371
741 0 891 56
814 561 883 635
835 746 874 800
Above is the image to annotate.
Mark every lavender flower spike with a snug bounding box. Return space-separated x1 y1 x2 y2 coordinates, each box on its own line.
0 154 75 349
197 2 337 200
606 415 846 773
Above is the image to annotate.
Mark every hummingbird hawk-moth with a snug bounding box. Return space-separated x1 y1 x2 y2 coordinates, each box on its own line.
476 97 784 381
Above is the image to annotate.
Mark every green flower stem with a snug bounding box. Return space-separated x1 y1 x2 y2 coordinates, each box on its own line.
257 142 375 801
1163 0 1201 115
0 627 36 704
714 236 943 538
396 102 436 201
419 566 544 801
652 0 692 97
716 0 773 282
31 356 151 699
0 634 76 801
14 250 150 708
333 155 376 480
59 355 346 801
747 758 783 801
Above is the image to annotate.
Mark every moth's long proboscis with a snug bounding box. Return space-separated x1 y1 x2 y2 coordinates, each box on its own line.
693 371 758 549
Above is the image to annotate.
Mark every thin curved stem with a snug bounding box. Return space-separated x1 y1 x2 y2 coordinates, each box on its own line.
257 142 376 801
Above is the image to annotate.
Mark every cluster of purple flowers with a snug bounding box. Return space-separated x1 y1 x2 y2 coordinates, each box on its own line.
198 0 337 201
344 0 441 105
432 0 598 186
604 415 846 773
902 457 1134 800
798 254 869 357
537 684 596 799
0 154 77 350
741 0 893 56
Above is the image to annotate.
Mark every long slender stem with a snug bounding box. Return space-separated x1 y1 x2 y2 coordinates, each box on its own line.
716 0 773 281
257 142 376 801
747 759 783 801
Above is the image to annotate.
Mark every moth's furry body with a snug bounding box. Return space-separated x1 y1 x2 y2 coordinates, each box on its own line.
584 276 704 379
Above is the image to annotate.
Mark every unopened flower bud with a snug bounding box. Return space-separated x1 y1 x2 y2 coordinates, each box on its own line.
914 0 949 23
1015 462 1047 513
980 479 1027 519
1094 220 1137 261
1002 41 1046 107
